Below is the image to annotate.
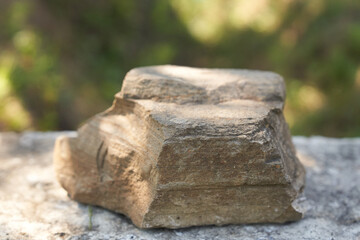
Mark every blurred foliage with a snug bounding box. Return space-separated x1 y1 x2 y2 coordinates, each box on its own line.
0 0 359 137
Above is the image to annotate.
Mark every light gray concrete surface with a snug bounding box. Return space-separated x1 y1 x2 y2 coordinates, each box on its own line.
0 132 359 240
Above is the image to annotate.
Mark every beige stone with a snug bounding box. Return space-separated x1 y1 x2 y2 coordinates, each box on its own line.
54 65 305 229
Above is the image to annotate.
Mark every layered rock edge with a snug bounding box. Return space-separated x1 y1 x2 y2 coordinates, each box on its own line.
54 65 305 228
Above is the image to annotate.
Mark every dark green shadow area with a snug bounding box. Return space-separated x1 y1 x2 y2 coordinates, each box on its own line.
0 0 359 137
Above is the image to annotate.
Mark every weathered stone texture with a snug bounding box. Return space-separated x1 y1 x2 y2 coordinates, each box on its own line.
0 133 359 239
53 65 305 228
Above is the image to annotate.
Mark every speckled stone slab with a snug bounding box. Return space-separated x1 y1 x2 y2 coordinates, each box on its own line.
0 133 359 239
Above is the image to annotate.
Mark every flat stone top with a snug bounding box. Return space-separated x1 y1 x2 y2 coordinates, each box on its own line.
136 99 275 124
118 65 285 104
1 132 359 239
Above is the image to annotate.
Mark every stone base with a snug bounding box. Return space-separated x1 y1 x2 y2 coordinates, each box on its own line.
0 132 359 239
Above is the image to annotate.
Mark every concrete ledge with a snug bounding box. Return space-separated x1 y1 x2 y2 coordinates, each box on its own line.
0 132 359 239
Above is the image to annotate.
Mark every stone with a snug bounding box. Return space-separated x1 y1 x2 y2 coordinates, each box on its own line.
1 132 359 239
53 65 305 229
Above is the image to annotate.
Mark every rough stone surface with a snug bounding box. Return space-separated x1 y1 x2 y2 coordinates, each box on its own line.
53 65 305 228
0 132 359 239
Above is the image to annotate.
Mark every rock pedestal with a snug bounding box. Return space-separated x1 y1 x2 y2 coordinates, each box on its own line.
54 65 305 228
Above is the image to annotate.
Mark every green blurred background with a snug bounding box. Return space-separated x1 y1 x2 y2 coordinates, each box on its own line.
0 0 359 137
